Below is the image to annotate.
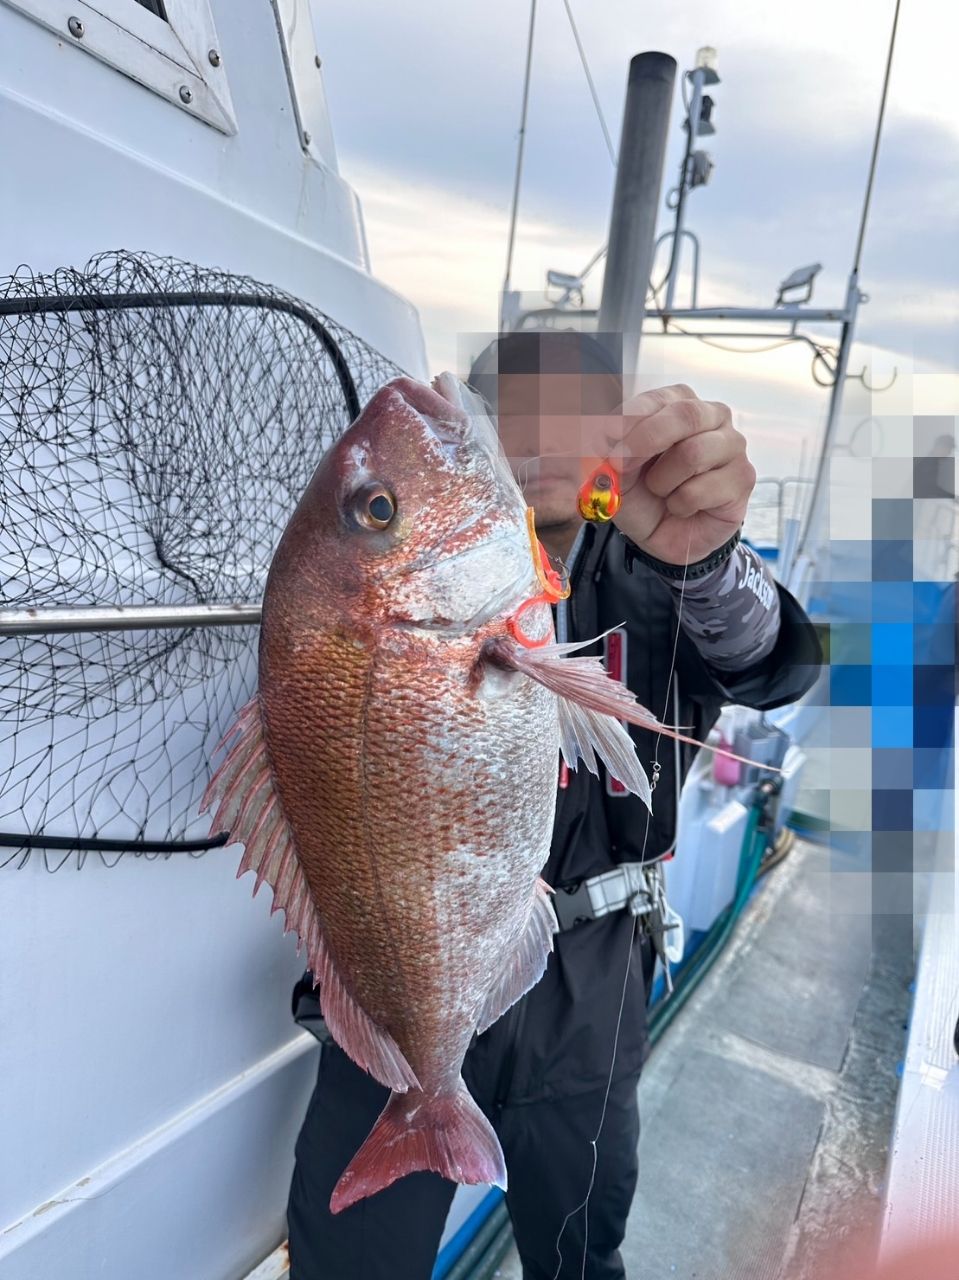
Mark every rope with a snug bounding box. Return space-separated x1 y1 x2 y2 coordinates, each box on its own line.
502 0 538 322
551 530 693 1280
561 0 616 165
853 0 902 274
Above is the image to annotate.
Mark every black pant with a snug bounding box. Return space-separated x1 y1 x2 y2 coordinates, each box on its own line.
286 1039 641 1280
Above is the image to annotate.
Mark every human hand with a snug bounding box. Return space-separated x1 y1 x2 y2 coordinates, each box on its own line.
595 384 756 566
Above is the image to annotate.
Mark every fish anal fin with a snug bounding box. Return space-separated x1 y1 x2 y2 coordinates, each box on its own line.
309 928 420 1093
475 878 557 1036
204 696 418 1095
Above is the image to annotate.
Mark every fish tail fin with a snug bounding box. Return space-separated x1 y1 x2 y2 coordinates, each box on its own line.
330 1084 506 1214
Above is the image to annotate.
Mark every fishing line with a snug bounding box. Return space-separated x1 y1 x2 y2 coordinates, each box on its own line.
514 448 582 494
551 528 693 1280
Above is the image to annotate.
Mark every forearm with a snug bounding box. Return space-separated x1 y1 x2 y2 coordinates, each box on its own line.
625 535 781 672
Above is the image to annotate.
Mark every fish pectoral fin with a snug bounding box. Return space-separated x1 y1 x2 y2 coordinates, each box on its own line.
485 637 655 808
487 636 778 785
475 878 557 1036
202 696 418 1095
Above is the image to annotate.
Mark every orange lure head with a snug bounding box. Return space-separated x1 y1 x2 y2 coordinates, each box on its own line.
577 465 622 522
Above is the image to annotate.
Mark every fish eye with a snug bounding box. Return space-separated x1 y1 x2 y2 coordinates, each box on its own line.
353 484 396 530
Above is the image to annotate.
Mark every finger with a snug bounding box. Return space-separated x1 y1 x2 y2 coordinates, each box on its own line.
618 382 698 420
612 399 730 468
664 456 756 519
643 428 746 499
600 384 698 453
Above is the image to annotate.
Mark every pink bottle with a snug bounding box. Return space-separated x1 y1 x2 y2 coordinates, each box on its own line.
713 735 741 787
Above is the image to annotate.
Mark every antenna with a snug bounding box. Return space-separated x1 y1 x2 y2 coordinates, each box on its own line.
662 46 719 313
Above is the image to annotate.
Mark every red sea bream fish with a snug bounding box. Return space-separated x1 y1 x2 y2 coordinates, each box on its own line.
201 373 677 1213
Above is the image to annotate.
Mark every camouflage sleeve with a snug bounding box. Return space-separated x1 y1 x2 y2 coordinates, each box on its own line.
655 541 781 672
623 533 781 672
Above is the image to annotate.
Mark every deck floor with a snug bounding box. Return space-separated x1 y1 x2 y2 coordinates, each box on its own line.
494 837 914 1279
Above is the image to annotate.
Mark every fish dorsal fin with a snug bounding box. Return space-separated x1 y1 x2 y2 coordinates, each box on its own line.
475 878 557 1036
201 699 419 1093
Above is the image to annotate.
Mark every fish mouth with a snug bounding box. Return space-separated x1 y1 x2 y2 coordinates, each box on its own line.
423 412 469 449
421 375 526 515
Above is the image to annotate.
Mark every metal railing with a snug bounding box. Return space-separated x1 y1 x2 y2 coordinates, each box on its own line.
744 476 813 551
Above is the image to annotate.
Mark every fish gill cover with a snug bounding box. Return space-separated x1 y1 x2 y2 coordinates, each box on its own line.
0 251 404 870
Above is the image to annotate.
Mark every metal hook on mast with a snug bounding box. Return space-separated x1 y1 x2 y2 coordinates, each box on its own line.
854 363 898 393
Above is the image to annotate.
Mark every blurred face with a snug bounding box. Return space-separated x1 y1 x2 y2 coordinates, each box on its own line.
493 369 622 530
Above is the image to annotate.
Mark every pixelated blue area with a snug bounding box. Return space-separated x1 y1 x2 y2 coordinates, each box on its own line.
809 580 871 621
871 623 913 664
914 664 955 704
872 706 914 749
830 664 872 705
829 539 873 566
871 539 914 582
914 624 953 663
914 704 954 749
873 748 912 789
913 746 954 790
829 622 871 664
914 789 954 832
870 582 915 622
913 580 952 620
872 830 913 871
871 789 913 831
829 828 871 856
871 498 914 539
872 664 914 705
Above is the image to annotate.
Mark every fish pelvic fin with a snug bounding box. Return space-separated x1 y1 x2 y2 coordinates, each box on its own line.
330 1083 507 1215
475 878 557 1036
202 696 418 1094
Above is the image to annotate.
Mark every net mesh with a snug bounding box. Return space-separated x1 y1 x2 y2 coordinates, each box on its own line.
0 251 405 869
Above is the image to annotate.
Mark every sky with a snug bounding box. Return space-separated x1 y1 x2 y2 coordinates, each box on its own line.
309 0 958 486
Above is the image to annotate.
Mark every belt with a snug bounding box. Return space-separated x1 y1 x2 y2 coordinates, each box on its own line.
553 860 685 990
553 860 665 932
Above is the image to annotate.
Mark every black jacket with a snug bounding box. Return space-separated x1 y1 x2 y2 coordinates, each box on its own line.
549 522 822 883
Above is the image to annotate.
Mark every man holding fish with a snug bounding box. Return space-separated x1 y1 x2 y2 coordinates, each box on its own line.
205 330 821 1280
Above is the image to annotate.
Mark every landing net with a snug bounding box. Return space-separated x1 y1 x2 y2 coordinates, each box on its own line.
0 251 403 869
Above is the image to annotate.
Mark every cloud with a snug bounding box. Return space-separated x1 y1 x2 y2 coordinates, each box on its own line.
322 1 956 341
352 160 600 370
311 0 956 476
